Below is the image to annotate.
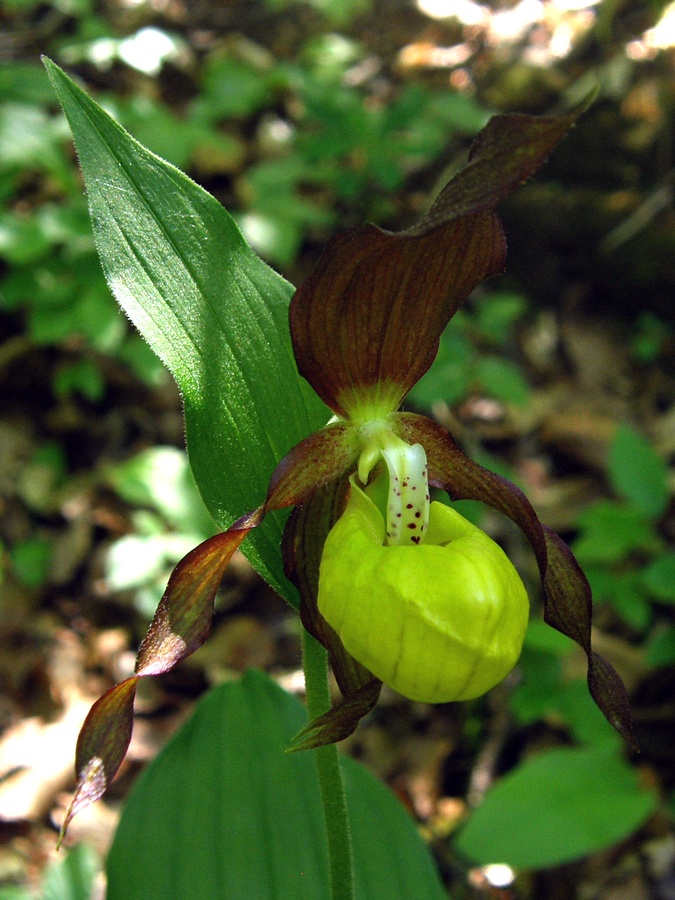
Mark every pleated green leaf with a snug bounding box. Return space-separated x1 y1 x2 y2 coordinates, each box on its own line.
454 743 657 870
106 671 447 899
44 59 327 604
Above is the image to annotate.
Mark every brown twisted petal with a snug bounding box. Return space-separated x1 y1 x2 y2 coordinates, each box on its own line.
62 425 361 837
394 412 636 750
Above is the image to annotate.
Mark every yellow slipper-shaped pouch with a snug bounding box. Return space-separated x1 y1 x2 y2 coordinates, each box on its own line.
318 478 529 703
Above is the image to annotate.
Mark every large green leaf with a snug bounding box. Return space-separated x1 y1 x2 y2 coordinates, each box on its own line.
44 60 328 604
106 671 447 899
454 744 656 870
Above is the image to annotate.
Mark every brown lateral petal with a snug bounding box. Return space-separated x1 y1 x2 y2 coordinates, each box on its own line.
62 432 365 836
136 510 264 676
290 211 505 418
265 422 359 509
288 678 382 752
57 677 139 847
408 96 595 234
395 413 636 749
542 528 636 747
63 509 266 838
137 426 356 681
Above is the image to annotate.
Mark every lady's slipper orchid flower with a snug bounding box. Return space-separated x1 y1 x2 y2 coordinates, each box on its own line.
60 98 635 839
318 475 529 703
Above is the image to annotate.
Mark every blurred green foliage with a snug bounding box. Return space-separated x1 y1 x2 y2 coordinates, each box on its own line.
455 741 656 870
104 447 215 617
0 13 489 392
504 421 673 746
409 292 531 409
572 423 674 661
0 61 165 385
0 843 98 900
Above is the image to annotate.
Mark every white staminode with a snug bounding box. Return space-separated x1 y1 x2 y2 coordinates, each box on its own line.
380 441 430 546
355 420 430 547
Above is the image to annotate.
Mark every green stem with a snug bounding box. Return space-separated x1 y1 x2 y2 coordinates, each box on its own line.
302 628 355 900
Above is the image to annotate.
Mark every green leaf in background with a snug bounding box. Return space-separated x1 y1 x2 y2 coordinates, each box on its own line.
572 500 660 565
510 624 617 746
425 90 490 136
106 671 446 900
608 423 669 518
454 743 656 870
0 101 71 185
41 844 98 900
44 59 328 605
552 679 623 747
473 292 527 344
105 446 214 535
522 617 575 655
53 359 105 402
641 552 675 604
406 326 473 408
473 355 530 406
199 54 273 119
510 648 565 727
16 442 66 514
0 61 57 104
0 211 51 265
646 625 675 667
11 537 52 588
0 843 99 900
611 574 653 631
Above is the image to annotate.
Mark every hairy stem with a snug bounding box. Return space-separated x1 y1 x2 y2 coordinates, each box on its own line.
302 628 355 900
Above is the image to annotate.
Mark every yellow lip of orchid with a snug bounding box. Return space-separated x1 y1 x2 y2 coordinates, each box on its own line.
318 476 529 703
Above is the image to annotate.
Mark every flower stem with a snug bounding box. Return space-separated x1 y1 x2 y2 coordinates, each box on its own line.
302 628 355 900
